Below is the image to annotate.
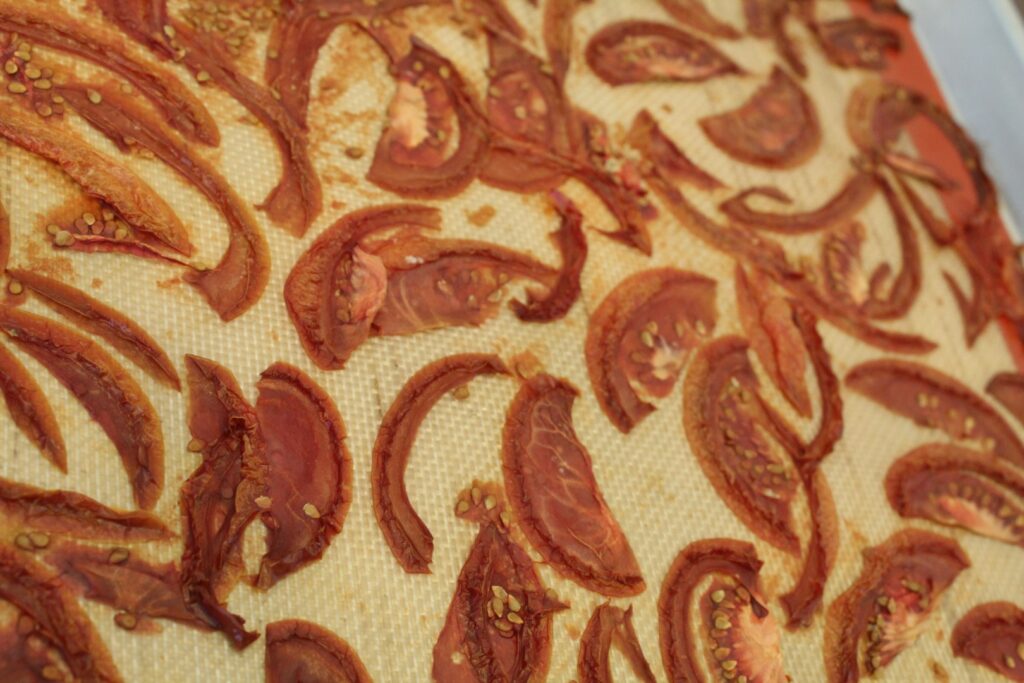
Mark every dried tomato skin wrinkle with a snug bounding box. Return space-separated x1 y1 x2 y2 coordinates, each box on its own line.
502 373 645 596
578 604 656 683
373 353 509 573
266 619 373 683
951 602 1024 682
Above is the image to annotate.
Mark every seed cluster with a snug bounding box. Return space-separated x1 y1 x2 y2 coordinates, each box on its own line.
13 530 50 552
0 36 65 119
706 580 759 683
47 207 133 249
863 581 930 674
486 583 525 636
180 1 282 59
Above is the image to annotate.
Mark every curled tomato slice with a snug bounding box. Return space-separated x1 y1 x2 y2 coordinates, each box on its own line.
656 0 741 39
0 308 164 510
659 539 786 683
373 354 509 573
987 372 1024 428
180 355 266 649
951 602 1024 682
813 18 901 70
8 269 180 390
699 66 820 169
0 547 122 682
578 604 656 683
846 359 1024 467
368 39 487 199
543 0 590 84
886 443 1024 548
626 110 722 191
502 374 644 596
0 343 66 472
585 20 741 86
824 529 969 683
586 268 717 433
254 363 352 589
266 619 373 683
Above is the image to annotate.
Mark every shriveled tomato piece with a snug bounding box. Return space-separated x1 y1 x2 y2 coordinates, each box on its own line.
0 547 122 682
46 543 209 634
886 443 1024 547
368 39 487 199
433 509 567 682
700 67 820 169
0 343 65 472
285 204 436 370
735 265 811 418
656 0 741 39
266 619 373 683
659 539 786 683
543 0 590 84
813 18 901 70
586 268 717 433
626 110 722 191
254 363 352 589
578 604 656 683
0 308 164 510
8 269 179 390
373 354 509 573
742 0 807 77
952 602 1024 682
585 20 741 85
683 337 801 553
846 359 1024 467
824 529 969 683
180 355 266 649
988 372 1024 428
0 476 171 543
502 374 644 596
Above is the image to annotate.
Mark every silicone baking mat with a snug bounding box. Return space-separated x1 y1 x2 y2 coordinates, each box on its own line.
1 1 1021 681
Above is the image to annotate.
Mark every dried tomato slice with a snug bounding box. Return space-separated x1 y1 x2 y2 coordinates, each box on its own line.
0 476 171 543
812 18 901 70
683 337 802 553
578 604 656 683
0 98 192 256
285 204 435 370
368 39 487 199
659 539 786 683
626 110 722 191
266 619 373 683
46 543 209 634
951 602 1024 682
8 269 180 390
656 0 741 39
987 372 1024 429
0 2 218 145
0 344 66 472
0 547 122 682
264 7 342 129
0 308 164 510
502 373 644 596
585 268 717 433
0 199 8 273
373 354 509 573
885 443 1024 547
846 359 1024 467
700 66 820 169
585 20 741 85
742 0 807 77
254 363 352 589
824 529 969 682
543 0 589 84
432 515 566 682
719 171 877 234
180 355 266 649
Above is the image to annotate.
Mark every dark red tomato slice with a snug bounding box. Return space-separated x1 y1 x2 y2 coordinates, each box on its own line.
254 363 352 589
700 66 820 169
502 374 644 597
659 539 787 683
735 265 811 418
656 0 741 39
0 476 171 543
266 619 373 683
578 604 656 683
952 602 1024 682
585 268 718 433
988 372 1024 428
821 222 871 312
368 39 487 199
0 308 164 510
846 359 1024 467
180 355 266 649
0 343 66 472
285 204 438 370
46 542 210 634
683 337 801 554
885 443 1024 547
0 547 122 682
719 171 878 234
813 18 901 70
432 519 567 682
373 354 509 573
8 269 180 390
824 529 969 683
626 110 723 191
585 20 741 85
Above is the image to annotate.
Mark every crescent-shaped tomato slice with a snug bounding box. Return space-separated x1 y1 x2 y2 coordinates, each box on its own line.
952 602 1024 682
266 619 373 683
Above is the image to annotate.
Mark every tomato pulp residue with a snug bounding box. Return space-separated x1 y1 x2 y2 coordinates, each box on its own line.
951 602 1024 682
577 604 656 683
266 619 373 683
